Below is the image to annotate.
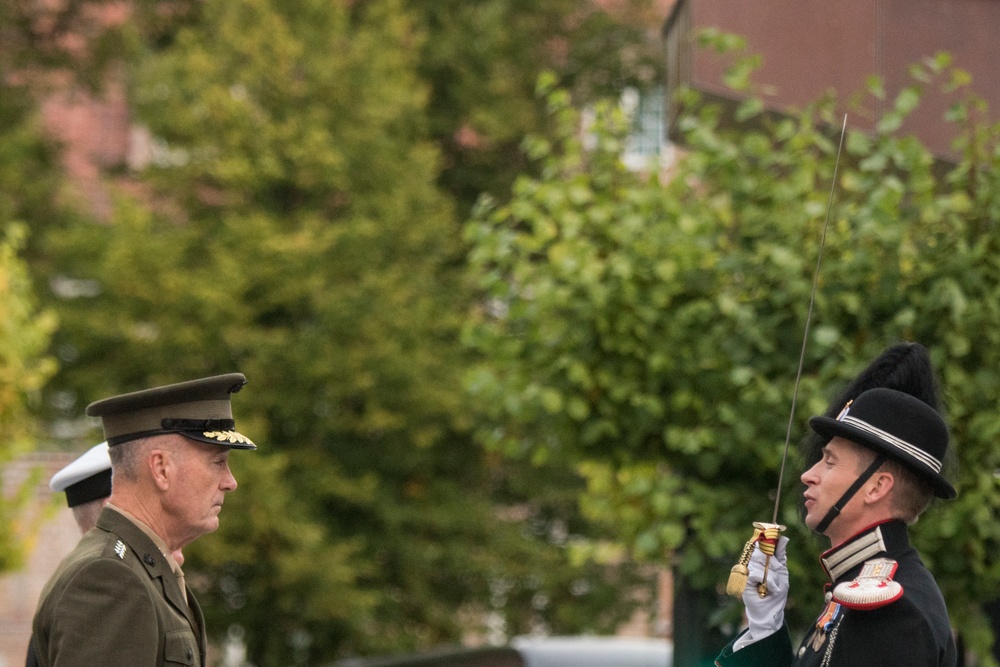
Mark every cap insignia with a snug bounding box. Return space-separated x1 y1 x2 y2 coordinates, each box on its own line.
832 557 903 609
203 430 255 446
114 540 127 560
835 400 853 421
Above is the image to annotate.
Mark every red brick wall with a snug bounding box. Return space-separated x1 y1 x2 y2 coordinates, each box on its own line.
40 79 132 219
680 0 1000 159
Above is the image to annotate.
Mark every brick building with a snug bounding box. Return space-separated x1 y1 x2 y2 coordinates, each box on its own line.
41 81 134 219
663 0 1000 160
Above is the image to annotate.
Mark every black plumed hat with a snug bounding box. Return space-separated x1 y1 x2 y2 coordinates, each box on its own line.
802 342 941 467
810 387 956 499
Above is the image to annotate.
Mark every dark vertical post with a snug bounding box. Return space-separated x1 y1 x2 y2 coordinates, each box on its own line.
671 570 729 667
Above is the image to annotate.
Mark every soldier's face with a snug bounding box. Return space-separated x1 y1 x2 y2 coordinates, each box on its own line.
800 437 868 540
167 438 238 544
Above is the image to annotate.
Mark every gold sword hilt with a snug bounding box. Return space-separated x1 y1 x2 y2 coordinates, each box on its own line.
752 522 786 598
726 522 786 599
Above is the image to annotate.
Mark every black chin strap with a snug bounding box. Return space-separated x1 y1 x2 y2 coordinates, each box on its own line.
814 454 887 534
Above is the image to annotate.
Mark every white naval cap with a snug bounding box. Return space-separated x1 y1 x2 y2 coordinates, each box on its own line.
50 442 112 508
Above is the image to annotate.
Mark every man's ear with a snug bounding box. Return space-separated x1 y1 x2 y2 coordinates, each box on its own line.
866 470 895 504
148 449 172 491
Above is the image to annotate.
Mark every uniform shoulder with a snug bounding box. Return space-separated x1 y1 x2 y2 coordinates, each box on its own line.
36 539 152 627
53 542 146 590
43 532 145 593
832 557 903 610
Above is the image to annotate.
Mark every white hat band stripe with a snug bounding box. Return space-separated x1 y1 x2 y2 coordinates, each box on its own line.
840 416 943 473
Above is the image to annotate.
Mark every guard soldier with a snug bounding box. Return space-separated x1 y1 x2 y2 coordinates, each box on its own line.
27 442 115 667
716 386 957 666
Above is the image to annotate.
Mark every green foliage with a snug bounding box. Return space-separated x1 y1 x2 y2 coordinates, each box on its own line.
0 0 202 89
465 62 1000 662
0 79 61 572
27 0 651 663
188 451 377 664
37 0 463 660
0 223 58 572
404 0 665 211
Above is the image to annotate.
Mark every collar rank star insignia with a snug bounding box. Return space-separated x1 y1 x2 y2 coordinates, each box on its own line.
114 540 127 560
832 557 903 609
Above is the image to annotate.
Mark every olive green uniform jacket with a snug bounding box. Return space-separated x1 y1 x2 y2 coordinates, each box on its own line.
31 507 206 667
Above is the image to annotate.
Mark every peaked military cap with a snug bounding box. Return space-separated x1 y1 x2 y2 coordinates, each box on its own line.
809 387 955 499
50 441 112 508
86 373 256 450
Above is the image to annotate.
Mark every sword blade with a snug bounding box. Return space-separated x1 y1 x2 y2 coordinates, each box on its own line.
771 113 849 525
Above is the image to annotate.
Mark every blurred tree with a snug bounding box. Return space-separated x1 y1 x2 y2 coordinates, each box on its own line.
465 57 1000 664
0 81 60 570
0 0 202 91
27 0 650 663
405 0 664 213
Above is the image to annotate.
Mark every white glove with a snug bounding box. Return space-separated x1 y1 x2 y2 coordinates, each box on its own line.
733 536 789 652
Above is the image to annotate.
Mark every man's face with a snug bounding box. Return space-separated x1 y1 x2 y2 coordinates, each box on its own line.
800 436 868 538
164 437 238 545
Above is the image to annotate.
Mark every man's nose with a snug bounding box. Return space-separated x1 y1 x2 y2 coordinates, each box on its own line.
800 461 820 485
221 467 237 491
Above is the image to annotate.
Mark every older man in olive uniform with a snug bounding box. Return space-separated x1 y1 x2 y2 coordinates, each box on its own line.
30 373 256 667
